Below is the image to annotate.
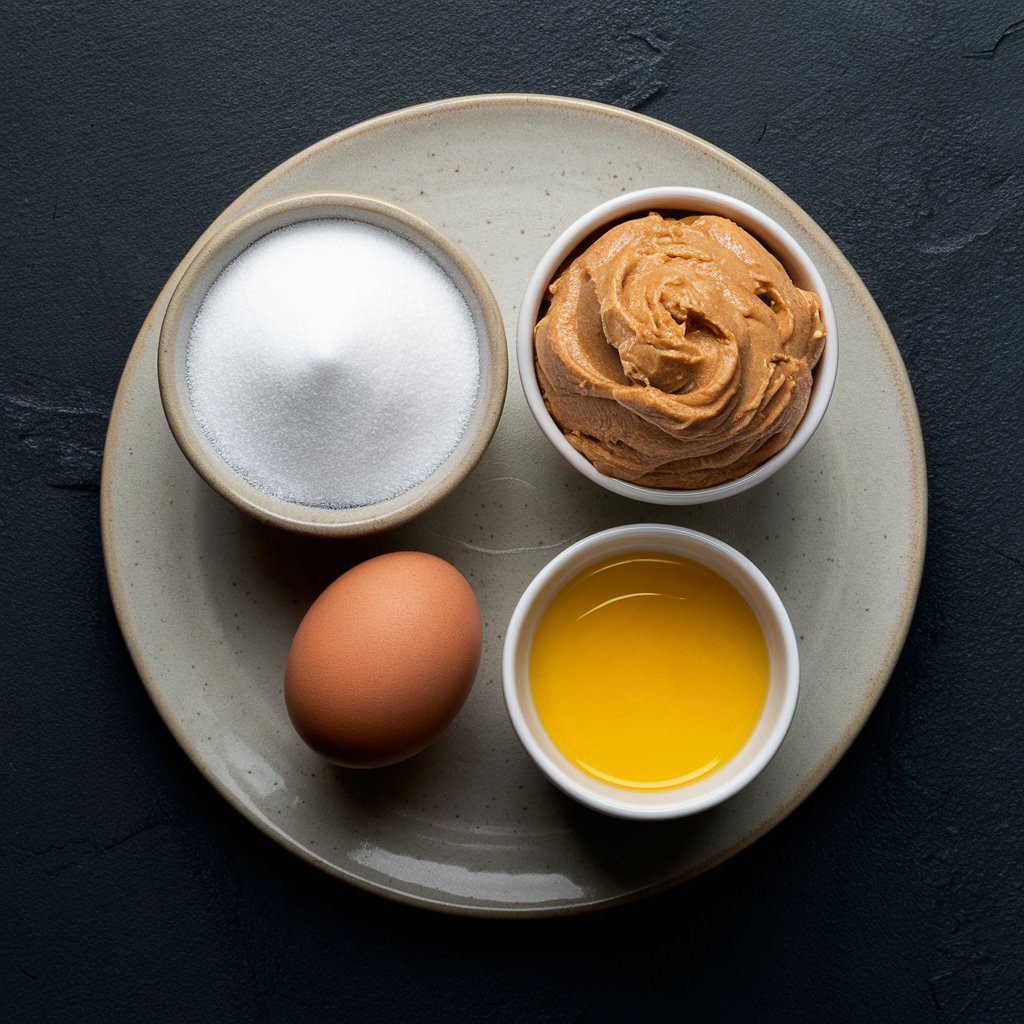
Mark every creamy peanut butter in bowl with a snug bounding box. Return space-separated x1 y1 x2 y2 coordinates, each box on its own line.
517 187 838 504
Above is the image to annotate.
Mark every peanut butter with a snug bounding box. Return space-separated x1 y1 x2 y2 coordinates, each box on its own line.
534 213 826 489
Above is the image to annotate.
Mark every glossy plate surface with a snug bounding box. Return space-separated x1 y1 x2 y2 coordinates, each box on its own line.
101 95 926 916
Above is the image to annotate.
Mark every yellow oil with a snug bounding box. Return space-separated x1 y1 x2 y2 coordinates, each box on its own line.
529 552 769 790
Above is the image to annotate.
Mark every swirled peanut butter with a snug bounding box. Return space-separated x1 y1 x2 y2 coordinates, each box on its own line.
534 213 826 489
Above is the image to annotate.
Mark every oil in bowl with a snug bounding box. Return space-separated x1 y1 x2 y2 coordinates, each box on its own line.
503 524 799 820
529 551 769 791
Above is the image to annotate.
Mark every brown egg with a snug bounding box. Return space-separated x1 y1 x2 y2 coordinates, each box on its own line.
284 551 482 767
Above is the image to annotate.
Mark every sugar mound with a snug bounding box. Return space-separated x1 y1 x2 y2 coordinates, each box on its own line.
186 219 480 508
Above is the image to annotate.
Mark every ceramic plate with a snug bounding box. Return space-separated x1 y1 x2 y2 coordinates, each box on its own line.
101 95 926 916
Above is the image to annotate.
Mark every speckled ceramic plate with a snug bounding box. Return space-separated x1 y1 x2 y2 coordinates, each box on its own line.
101 94 927 916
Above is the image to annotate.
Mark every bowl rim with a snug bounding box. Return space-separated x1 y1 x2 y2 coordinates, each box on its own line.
516 185 839 505
502 523 800 820
158 191 508 536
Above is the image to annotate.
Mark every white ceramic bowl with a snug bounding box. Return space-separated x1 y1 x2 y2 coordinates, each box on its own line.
502 524 799 820
159 192 507 536
517 186 838 504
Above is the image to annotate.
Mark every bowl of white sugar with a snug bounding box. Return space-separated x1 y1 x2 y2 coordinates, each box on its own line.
158 193 507 535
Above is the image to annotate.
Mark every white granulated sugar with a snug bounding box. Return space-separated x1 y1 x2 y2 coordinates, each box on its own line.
186 219 480 508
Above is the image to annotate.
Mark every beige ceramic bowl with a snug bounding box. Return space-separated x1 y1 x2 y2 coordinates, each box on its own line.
518 186 838 505
158 192 507 536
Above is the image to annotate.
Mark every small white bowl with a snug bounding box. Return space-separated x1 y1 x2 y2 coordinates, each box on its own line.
517 186 838 504
502 524 799 820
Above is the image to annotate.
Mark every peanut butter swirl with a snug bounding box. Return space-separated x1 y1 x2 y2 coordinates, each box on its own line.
534 213 826 489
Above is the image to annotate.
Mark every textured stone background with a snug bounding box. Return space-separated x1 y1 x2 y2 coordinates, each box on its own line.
2 2 1022 1021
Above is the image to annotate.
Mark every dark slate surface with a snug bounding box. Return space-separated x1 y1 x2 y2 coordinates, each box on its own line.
3 2 1022 1021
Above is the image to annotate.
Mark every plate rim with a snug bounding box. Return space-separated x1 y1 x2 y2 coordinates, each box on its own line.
100 93 928 917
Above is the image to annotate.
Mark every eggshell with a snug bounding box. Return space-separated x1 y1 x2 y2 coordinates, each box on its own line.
284 551 482 767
